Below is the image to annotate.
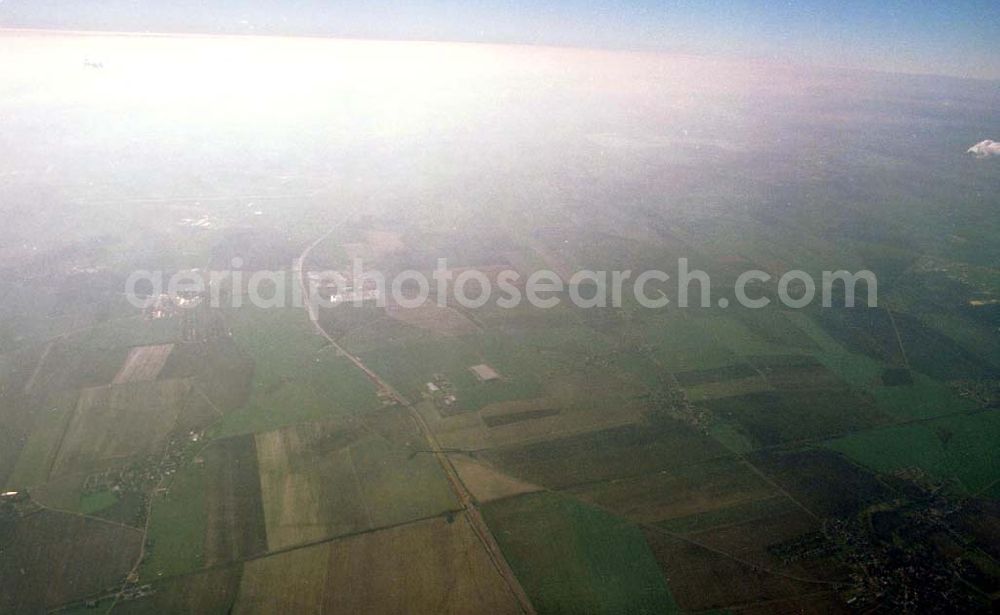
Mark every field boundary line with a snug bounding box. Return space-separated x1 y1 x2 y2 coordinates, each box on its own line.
344 445 376 529
28 497 145 534
884 307 911 369
23 339 54 395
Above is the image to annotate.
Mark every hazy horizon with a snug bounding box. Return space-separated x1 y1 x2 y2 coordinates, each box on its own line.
1 1 998 80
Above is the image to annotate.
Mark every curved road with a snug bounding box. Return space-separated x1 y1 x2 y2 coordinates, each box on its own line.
295 227 536 615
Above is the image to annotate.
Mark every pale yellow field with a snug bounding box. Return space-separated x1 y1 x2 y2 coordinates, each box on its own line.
112 343 175 384
384 302 479 335
422 394 642 453
254 414 457 551
254 422 370 551
450 454 541 503
50 378 191 477
235 514 521 614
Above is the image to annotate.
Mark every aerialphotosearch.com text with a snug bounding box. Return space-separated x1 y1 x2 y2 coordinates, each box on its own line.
125 258 877 311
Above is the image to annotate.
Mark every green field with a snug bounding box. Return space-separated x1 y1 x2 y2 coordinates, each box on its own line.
483 417 728 489
482 491 678 614
5 390 78 490
783 311 885 388
631 312 736 372
64 315 182 352
79 489 118 515
142 462 208 580
349 431 459 528
825 410 1000 494
357 331 545 413
869 373 978 421
254 410 458 550
217 306 381 437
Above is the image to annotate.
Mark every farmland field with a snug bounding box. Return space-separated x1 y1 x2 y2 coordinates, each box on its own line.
748 448 893 518
202 436 269 566
482 416 729 488
355 333 545 414
641 528 823 612
254 409 457 550
160 336 255 415
570 456 781 525
0 509 143 612
113 567 243 614
235 514 522 614
112 343 174 384
824 410 1000 494
217 306 382 436
1 26 999 614
449 455 541 503
50 379 192 477
142 460 209 580
482 491 678 614
704 389 891 448
5 389 80 489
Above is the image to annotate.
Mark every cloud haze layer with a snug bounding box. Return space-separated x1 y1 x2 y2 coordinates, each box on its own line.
0 0 998 80
968 140 1000 158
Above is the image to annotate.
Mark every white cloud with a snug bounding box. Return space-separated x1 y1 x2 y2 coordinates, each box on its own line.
967 140 1000 158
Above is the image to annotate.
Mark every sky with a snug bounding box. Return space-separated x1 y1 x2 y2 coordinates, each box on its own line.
1 1 998 80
